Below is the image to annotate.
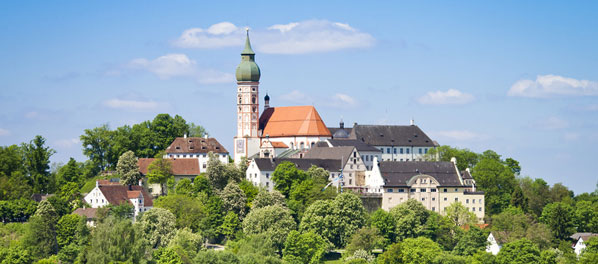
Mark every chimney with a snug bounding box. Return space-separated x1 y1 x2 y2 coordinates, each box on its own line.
340 118 344 129
204 134 208 139
128 184 132 191
184 134 187 138
410 118 415 126
450 157 457 164
96 180 99 188
138 179 143 186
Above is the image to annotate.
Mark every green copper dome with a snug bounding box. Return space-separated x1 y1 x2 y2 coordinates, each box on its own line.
235 30 261 82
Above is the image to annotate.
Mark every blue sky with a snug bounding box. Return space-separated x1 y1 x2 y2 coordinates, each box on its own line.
1 1 597 193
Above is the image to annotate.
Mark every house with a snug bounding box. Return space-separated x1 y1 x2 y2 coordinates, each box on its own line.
329 122 438 162
72 207 98 226
302 146 367 190
83 180 153 218
318 138 382 171
165 135 229 169
138 158 201 196
571 233 598 256
486 233 501 255
259 138 289 158
366 157 485 222
246 158 342 191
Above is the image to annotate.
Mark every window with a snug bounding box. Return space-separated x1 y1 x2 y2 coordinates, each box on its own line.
472 207 476 212
349 179 352 185
420 188 426 192
432 197 436 201
479 199 482 204
432 207 435 211
410 188 416 192
443 188 447 192
421 198 425 201
455 188 459 192
419 148 422 154
393 148 397 154
266 173 270 179
266 182 269 187
406 148 410 154
472 199 475 204
431 188 437 192
203 163 206 169
400 148 404 154
466 199 469 204
398 189 405 193
444 197 447 201
386 148 391 154
387 188 393 193
424 148 428 154
479 207 482 211
455 198 458 201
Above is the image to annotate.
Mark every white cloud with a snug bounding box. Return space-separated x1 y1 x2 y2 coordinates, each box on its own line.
533 116 569 130
173 19 375 54
279 90 313 103
431 130 488 141
129 54 196 79
417 89 474 105
127 53 233 83
103 99 163 111
508 75 598 98
54 138 80 148
330 93 358 108
0 128 10 136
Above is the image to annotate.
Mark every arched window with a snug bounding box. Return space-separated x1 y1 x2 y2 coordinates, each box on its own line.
300 142 305 149
252 96 256 104
238 96 242 104
311 142 315 148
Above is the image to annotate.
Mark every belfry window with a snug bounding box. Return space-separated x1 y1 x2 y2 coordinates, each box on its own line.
252 96 256 104
238 96 242 104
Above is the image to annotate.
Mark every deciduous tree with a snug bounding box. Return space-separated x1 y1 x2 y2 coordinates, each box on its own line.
136 208 176 249
116 150 141 186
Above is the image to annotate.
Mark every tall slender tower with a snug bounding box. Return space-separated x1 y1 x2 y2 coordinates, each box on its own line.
234 29 261 162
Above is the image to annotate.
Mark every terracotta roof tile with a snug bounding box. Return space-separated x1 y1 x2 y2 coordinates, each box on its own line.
259 106 331 137
138 158 200 176
270 141 288 148
127 191 141 199
166 137 228 154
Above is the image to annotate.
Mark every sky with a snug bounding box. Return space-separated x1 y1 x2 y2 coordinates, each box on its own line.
1 1 597 194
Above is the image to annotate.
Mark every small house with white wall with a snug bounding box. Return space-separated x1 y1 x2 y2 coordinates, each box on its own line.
303 146 368 190
570 233 598 256
486 233 501 255
165 136 229 169
83 180 153 218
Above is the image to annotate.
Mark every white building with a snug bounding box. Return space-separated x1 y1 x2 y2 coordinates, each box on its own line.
486 233 501 255
317 138 382 171
83 180 153 218
303 146 368 190
329 122 438 162
246 158 342 191
366 157 485 222
571 233 598 256
165 135 229 169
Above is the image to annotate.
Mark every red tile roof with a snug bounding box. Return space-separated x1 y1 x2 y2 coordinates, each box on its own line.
166 137 228 154
270 141 289 148
98 184 153 207
138 158 200 176
259 106 331 137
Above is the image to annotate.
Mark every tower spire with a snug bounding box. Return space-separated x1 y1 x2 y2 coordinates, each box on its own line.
242 27 255 55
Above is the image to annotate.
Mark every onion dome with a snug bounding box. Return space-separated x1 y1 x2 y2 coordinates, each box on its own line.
235 29 261 82
264 93 270 101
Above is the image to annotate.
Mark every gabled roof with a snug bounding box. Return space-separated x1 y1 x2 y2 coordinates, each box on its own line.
270 141 288 148
98 184 153 207
253 158 342 172
570 233 598 242
166 137 228 154
379 161 462 187
138 158 200 176
259 106 331 137
303 146 355 165
350 124 436 147
461 170 473 179
72 208 98 219
327 139 380 152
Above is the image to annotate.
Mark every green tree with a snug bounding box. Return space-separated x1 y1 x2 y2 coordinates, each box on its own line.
0 171 33 201
377 242 403 264
472 157 516 215
148 154 173 195
84 216 147 263
345 227 384 255
56 214 81 248
283 230 330 264
150 114 189 152
300 193 366 248
80 124 113 171
117 150 141 186
205 152 240 191
243 204 297 250
252 189 286 209
445 202 478 227
188 122 207 137
175 178 194 196
509 185 528 212
519 177 551 217
56 157 83 186
271 161 307 197
452 226 487 256
370 209 397 245
0 144 25 178
193 174 212 195
401 237 443 264
239 180 259 207
22 216 58 260
496 238 540 264
219 211 241 241
22 135 55 193
425 146 479 171
193 250 240 264
574 201 598 232
168 228 204 261
154 194 205 232
221 182 247 218
540 202 575 240
202 195 224 241
136 208 177 249
422 212 458 251
389 199 430 241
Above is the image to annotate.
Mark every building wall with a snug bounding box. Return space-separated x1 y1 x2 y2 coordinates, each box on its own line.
165 153 230 168
246 160 274 191
375 146 433 161
84 186 109 208
261 136 330 151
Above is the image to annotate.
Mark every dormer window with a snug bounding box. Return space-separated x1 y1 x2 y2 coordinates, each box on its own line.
175 146 181 149
202 146 206 150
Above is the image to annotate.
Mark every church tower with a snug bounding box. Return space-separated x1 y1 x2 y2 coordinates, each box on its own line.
234 29 261 162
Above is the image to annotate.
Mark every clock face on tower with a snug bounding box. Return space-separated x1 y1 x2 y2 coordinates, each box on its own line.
236 139 245 154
